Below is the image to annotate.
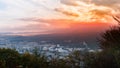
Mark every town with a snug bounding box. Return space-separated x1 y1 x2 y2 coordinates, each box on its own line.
0 38 102 60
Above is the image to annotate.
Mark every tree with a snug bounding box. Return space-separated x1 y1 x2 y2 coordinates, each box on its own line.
99 26 120 50
84 51 118 68
49 58 70 68
32 47 41 57
97 15 120 68
0 48 20 68
66 50 83 68
21 52 48 68
99 15 120 50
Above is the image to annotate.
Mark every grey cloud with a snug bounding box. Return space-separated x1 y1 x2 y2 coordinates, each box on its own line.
55 8 79 17
19 17 47 23
79 0 120 6
92 0 120 6
60 0 79 6
60 0 120 6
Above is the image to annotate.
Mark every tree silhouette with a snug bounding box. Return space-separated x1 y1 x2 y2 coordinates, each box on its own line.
99 26 120 50
99 15 120 50
84 51 118 68
97 15 120 68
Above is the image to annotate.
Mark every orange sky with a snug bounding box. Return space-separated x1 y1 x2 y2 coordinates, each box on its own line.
0 0 120 35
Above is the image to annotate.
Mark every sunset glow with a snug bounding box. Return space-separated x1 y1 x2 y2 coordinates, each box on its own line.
0 0 120 35
55 1 116 22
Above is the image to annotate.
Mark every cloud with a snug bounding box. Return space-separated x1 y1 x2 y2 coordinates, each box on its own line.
17 18 72 34
60 0 119 6
91 0 120 6
19 18 71 28
55 8 79 17
0 0 64 33
56 0 120 22
0 0 119 34
60 0 79 6
88 9 112 20
0 0 62 20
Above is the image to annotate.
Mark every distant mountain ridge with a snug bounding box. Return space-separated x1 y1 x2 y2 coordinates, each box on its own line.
0 22 113 48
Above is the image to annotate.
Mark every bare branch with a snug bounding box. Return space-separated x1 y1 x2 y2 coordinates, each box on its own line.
112 16 120 25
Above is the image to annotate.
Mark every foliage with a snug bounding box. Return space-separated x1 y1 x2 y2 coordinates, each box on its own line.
49 59 70 68
99 26 120 50
84 51 118 68
0 48 20 68
66 50 83 68
20 52 48 68
0 48 49 68
97 25 120 68
0 48 85 68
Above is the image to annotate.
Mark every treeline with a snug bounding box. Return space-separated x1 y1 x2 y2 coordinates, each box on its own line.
0 48 82 68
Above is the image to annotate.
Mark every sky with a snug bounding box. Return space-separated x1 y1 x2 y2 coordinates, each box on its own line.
0 0 120 36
